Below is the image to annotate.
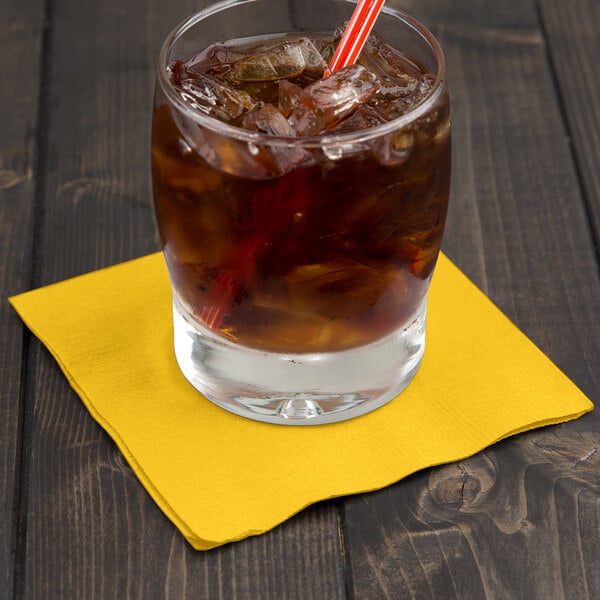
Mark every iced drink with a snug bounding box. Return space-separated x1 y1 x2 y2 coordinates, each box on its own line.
153 32 449 352
152 1 450 424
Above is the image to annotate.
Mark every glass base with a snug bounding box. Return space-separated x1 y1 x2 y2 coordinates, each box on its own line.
172 295 427 425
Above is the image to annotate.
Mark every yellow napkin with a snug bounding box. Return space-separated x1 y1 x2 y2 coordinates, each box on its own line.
9 253 592 550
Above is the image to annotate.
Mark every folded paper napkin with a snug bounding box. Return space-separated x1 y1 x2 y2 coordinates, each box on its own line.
9 253 593 550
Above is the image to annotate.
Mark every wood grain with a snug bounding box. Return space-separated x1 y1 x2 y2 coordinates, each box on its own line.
538 0 600 260
342 0 600 598
0 0 44 598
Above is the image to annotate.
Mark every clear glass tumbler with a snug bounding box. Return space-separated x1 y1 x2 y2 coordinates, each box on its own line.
152 0 450 425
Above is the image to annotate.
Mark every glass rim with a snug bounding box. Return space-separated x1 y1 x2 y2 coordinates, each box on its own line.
157 0 447 148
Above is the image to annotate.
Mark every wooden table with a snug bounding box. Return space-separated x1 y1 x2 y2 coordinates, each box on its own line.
2 0 599 598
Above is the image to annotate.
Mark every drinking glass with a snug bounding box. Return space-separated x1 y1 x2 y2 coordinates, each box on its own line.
152 0 451 424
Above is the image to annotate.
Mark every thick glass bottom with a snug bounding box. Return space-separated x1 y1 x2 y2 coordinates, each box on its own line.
172 294 427 425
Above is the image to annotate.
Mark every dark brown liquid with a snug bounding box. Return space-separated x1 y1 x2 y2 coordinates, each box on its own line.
152 32 450 352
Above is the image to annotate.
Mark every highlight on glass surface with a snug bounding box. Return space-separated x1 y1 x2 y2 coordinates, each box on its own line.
151 0 451 424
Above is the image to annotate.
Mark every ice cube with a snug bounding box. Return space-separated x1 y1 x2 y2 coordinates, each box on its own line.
329 104 386 133
168 60 192 85
179 45 248 76
161 206 231 269
230 80 280 104
409 74 436 108
229 300 356 352
362 32 423 80
278 79 305 117
226 41 306 82
152 106 225 190
165 78 298 178
309 34 337 65
278 80 323 134
173 70 257 122
242 104 296 136
371 128 415 166
297 38 328 79
240 105 311 174
378 74 436 119
152 146 224 196
288 64 380 135
307 64 380 119
205 46 247 73
285 257 382 317
375 73 418 101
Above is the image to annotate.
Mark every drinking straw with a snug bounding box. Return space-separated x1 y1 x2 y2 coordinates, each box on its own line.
325 0 386 76
200 3 387 330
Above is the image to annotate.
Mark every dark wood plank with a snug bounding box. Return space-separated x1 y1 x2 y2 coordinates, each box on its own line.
0 1 45 598
20 0 346 598
341 0 600 598
538 0 600 260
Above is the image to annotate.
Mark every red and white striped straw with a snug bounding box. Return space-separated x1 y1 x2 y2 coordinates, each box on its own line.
325 0 386 76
